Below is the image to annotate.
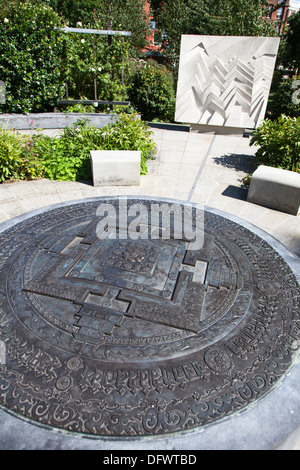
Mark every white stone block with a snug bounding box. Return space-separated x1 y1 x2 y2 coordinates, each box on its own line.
90 150 141 186
175 35 280 129
247 165 300 216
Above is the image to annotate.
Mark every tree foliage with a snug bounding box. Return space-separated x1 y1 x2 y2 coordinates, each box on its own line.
152 0 278 69
0 0 65 113
282 10 300 72
61 31 129 102
127 59 175 122
194 0 276 37
44 0 150 56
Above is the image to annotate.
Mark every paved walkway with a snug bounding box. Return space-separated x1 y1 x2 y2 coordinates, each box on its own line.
1 126 299 257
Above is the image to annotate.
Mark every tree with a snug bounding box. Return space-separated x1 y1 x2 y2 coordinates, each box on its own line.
188 0 278 37
283 10 300 73
154 0 278 71
0 0 65 113
127 60 176 121
155 0 189 70
45 0 151 56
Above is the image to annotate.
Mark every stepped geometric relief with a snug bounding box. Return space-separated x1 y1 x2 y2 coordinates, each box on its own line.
175 36 280 129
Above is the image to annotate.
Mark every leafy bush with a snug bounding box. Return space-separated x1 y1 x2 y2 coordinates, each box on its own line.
268 75 300 120
100 113 157 174
250 115 300 172
127 60 176 122
0 1 65 114
58 103 97 113
0 123 44 181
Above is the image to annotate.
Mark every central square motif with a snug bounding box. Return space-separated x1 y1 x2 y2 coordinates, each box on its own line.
102 241 159 274
74 238 185 298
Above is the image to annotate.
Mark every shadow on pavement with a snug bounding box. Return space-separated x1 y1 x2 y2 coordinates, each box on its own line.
213 153 256 174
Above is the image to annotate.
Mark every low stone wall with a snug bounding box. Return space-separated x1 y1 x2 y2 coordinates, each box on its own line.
0 112 125 130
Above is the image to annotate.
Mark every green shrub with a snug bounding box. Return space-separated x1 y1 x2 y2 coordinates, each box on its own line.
34 114 157 181
58 103 97 113
268 75 300 120
0 1 65 114
100 113 157 174
127 60 176 122
0 124 44 182
36 118 103 181
250 114 300 172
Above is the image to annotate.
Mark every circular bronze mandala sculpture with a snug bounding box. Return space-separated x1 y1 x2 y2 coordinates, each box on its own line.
0 197 299 438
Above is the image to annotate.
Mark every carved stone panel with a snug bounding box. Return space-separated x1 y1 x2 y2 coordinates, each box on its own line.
0 198 299 438
175 35 280 129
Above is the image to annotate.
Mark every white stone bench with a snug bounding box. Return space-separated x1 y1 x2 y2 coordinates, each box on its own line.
247 165 300 216
90 150 141 187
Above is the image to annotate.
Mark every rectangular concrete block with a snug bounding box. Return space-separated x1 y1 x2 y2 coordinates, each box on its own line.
90 150 141 187
247 165 300 216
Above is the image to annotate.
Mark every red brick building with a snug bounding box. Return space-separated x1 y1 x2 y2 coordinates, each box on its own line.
266 0 300 32
142 1 161 55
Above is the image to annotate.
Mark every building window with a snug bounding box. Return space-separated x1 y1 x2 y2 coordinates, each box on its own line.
150 19 156 30
266 5 272 18
277 7 284 18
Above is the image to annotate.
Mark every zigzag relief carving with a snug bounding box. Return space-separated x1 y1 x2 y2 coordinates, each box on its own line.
175 36 280 129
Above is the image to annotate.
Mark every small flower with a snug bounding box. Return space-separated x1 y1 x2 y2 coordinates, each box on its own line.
4 18 9 24
76 22 82 27
98 67 102 72
81 39 85 44
30 120 33 125
21 144 25 147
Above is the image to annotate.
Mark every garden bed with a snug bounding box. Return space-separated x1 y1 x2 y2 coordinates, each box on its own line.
0 113 155 183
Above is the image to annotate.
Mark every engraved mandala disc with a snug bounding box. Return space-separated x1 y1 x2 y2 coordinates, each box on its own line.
0 197 299 438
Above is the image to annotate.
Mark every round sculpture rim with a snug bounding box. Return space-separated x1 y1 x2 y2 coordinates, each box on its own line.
0 195 299 448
